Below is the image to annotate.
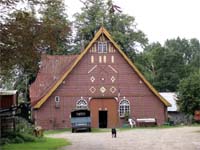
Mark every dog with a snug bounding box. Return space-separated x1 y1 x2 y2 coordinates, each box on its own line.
111 128 117 138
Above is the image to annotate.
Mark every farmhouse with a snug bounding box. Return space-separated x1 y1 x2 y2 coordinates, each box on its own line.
30 27 171 129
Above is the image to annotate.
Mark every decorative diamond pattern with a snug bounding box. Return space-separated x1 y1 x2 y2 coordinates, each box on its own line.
100 86 106 93
89 86 96 93
111 76 116 83
110 86 117 93
90 76 95 82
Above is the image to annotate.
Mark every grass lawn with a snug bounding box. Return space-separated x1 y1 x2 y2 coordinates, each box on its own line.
45 128 71 135
2 137 71 150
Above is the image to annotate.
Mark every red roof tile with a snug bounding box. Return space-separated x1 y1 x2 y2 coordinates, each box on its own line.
29 54 78 105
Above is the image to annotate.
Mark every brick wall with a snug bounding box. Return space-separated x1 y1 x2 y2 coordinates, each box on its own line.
33 37 167 129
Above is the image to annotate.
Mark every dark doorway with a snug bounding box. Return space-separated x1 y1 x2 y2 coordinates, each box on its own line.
99 111 107 128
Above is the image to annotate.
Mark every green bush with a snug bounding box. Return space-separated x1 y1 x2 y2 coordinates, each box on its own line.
16 133 37 142
15 117 34 134
0 138 11 145
12 136 24 143
0 132 38 145
0 117 39 145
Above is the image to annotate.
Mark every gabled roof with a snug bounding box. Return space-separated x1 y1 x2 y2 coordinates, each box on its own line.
30 55 78 106
33 27 171 109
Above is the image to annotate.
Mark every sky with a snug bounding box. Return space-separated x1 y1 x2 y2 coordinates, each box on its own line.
65 0 200 44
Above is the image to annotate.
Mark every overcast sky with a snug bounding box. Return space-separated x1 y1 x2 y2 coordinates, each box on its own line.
65 0 200 44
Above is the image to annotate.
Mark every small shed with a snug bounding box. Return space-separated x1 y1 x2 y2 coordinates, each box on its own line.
0 90 18 136
0 90 18 109
159 92 187 124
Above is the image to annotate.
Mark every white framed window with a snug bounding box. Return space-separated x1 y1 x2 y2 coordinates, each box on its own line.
55 96 60 108
119 98 130 117
98 42 107 53
76 98 88 109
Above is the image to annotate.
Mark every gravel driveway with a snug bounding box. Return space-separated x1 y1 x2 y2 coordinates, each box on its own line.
47 126 200 150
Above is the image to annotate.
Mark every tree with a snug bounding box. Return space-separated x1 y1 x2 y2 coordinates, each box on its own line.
188 38 200 72
136 38 200 92
39 0 71 54
136 42 186 91
0 0 41 21
177 71 200 115
0 0 72 103
73 0 148 57
0 11 41 99
73 0 106 52
135 42 163 87
0 0 72 99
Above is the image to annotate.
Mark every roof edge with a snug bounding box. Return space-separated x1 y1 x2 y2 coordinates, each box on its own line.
34 26 171 108
102 28 171 107
34 27 103 109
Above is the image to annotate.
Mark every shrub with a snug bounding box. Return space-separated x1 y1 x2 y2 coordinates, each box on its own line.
15 117 34 134
17 133 37 142
12 136 24 143
0 117 40 145
0 138 11 145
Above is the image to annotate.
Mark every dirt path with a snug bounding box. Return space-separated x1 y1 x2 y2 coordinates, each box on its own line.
47 126 200 150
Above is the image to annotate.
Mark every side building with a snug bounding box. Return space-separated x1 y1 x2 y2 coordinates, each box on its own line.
0 90 18 136
30 27 171 129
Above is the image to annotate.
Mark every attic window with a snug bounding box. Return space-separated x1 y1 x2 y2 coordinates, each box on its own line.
98 42 107 53
55 96 60 108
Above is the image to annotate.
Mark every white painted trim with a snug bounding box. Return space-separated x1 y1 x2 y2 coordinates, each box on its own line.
108 65 118 73
88 65 97 74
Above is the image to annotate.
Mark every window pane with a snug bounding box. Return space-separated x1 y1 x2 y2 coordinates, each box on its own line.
76 99 88 109
103 43 107 53
98 42 107 53
98 43 103 53
119 99 130 117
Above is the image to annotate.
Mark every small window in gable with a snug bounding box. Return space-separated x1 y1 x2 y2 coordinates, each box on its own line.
55 96 60 108
98 42 107 53
76 98 88 109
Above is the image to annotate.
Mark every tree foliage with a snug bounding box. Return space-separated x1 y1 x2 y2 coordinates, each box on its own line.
177 71 200 115
73 0 148 58
0 11 41 98
0 11 40 79
136 38 200 92
0 0 71 101
39 0 71 54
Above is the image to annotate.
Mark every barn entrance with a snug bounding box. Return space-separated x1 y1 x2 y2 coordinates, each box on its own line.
99 111 107 128
90 99 118 128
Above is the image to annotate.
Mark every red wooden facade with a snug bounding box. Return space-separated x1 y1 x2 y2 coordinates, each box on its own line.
0 90 18 109
0 90 18 136
30 27 170 129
